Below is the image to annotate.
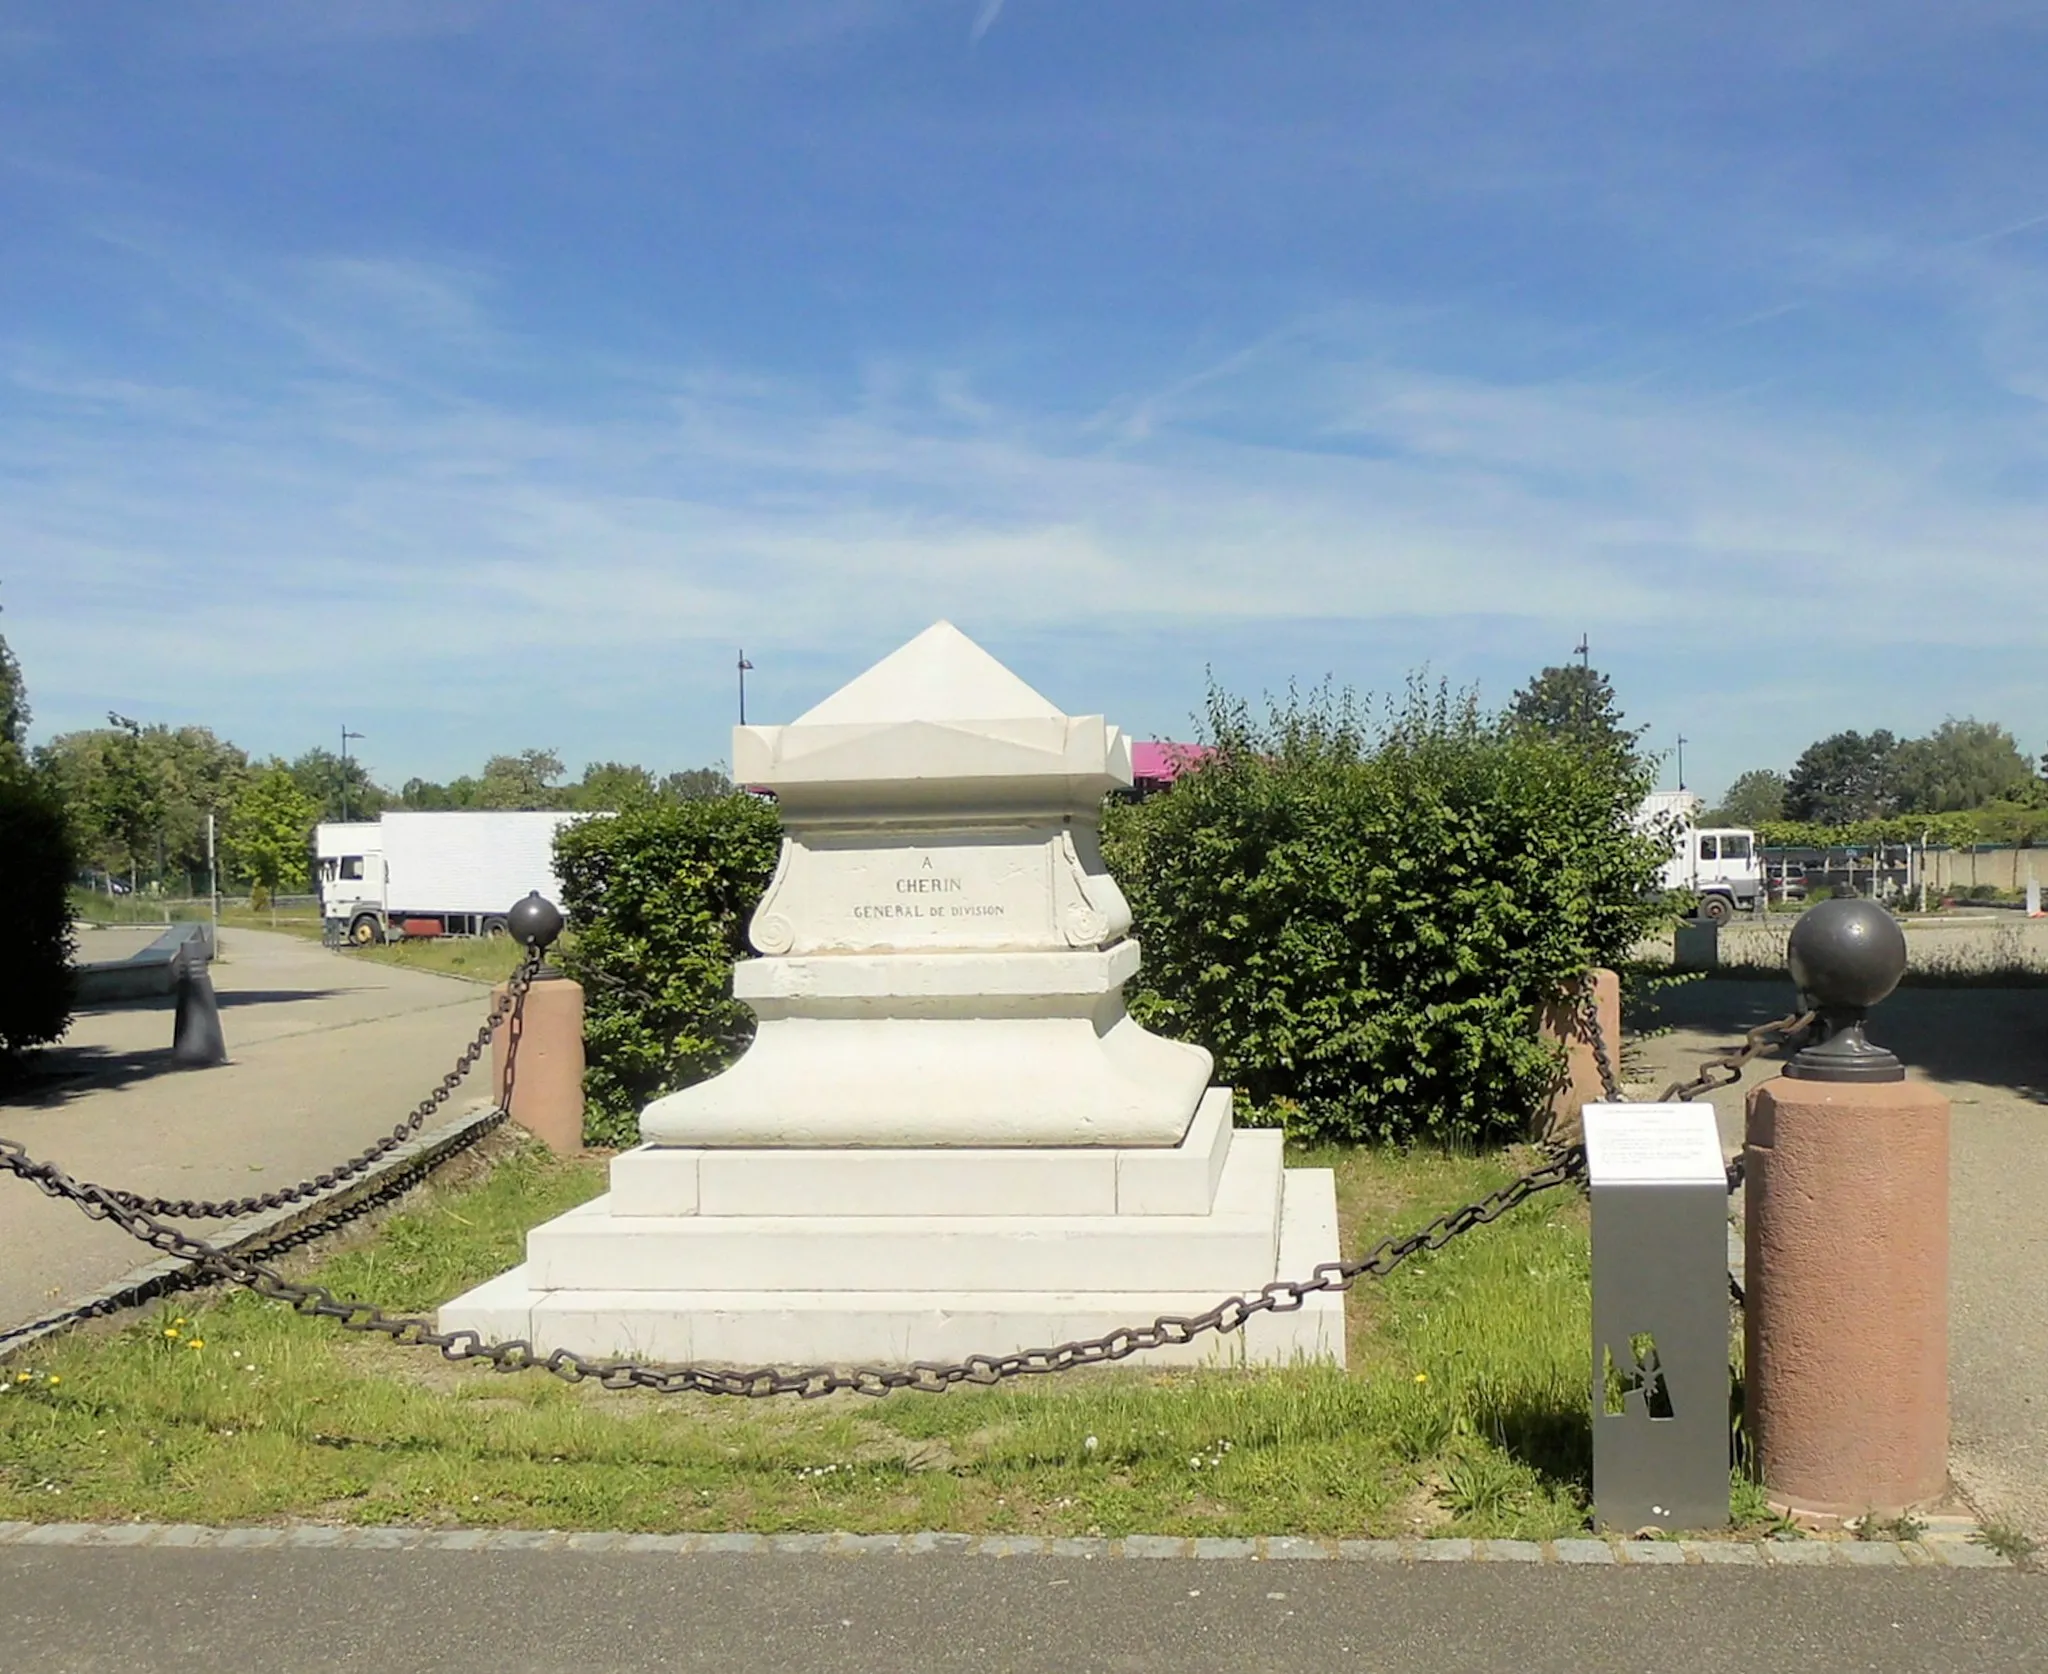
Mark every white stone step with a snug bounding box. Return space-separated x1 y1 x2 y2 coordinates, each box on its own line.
439 1166 1344 1370
526 1129 1285 1294
609 1087 1235 1218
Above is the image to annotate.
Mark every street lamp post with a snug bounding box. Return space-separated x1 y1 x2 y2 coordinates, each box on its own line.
340 727 365 821
737 651 754 726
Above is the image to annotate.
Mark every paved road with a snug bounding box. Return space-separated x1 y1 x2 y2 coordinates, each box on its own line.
0 929 493 1334
1636 978 2048 1543
1 1547 2041 1673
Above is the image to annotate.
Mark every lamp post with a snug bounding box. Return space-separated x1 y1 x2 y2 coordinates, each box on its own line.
340 727 364 822
1675 734 1688 793
737 651 754 726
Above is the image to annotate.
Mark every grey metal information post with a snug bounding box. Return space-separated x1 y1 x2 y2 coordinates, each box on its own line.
1584 1102 1732 1533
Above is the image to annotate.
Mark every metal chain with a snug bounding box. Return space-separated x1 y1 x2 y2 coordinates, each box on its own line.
1576 976 1812 1204
1577 972 1625 1103
1658 1010 1816 1108
85 948 542 1221
0 1128 1585 1398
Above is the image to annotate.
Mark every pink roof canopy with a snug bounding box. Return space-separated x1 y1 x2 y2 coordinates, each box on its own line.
1130 741 1213 783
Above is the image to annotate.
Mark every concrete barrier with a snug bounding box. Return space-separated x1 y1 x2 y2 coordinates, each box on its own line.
72 923 214 1006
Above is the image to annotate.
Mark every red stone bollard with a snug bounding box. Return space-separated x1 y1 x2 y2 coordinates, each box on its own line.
1742 896 1948 1521
1537 968 1620 1144
1744 1076 1949 1518
492 974 587 1157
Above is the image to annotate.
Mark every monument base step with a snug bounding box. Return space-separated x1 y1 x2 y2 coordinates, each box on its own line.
440 1166 1345 1370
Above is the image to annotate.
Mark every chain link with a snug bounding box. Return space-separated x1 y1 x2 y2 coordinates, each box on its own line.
0 1123 1585 1397
79 949 542 1222
1658 1010 1816 1108
1577 971 1625 1103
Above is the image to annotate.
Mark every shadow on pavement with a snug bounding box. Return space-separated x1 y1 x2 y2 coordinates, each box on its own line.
0 1043 187 1106
1641 976 2048 1105
72 987 345 1017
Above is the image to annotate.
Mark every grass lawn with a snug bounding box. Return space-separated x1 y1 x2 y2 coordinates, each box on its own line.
0 1139 1772 1540
209 907 529 985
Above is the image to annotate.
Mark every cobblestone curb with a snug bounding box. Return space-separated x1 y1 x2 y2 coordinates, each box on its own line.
0 1522 2018 1568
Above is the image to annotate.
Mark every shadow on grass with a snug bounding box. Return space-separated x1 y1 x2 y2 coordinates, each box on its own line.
1488 1391 1592 1499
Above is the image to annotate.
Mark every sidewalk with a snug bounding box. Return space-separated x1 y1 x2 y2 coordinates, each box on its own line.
1635 978 2048 1544
1 929 494 1335
0 1541 2039 1674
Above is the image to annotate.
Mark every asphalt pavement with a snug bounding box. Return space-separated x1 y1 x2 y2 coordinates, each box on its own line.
1 1546 2042 1674
1 928 492 1334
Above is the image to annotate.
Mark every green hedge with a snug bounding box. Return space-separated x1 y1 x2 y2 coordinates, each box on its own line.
0 767 76 1058
1755 804 2048 849
553 795 782 1146
1101 682 1669 1146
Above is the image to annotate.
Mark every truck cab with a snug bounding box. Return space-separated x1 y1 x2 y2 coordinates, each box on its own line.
1634 793 1764 924
314 821 387 944
1684 828 1762 924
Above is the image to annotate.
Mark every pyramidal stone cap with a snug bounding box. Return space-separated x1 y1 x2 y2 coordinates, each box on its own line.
733 622 1132 803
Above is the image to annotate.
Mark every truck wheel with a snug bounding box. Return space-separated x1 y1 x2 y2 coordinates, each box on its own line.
1699 895 1734 926
349 913 383 946
482 915 510 940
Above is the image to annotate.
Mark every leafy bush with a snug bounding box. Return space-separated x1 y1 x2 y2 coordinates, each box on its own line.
1101 680 1669 1147
0 766 76 1058
553 795 782 1146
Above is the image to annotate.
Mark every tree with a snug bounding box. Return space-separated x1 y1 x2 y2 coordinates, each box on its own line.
477 748 567 810
1707 769 1786 827
1890 719 2034 814
0 591 27 772
224 762 320 919
35 722 248 890
398 775 481 810
573 761 657 811
1507 662 1643 773
93 714 165 893
658 766 734 802
1784 730 1901 824
287 747 388 823
0 602 73 1056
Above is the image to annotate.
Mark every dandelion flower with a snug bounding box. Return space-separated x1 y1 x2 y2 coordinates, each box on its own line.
1413 1372 1428 1384
13 1372 28 1383
164 1328 180 1339
46 1376 59 1386
187 1338 205 1350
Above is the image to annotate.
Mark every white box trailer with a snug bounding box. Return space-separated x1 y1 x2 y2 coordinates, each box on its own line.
1632 791 1763 924
316 811 586 945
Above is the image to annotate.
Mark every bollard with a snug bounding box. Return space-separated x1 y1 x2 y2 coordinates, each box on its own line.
1537 968 1620 1145
1743 898 1948 1520
492 894 586 1157
169 954 228 1068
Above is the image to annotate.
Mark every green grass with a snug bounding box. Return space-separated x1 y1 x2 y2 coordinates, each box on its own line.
68 888 216 926
0 1140 1763 1539
342 936 529 985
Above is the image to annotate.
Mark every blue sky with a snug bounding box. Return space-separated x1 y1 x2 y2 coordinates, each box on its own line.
4 1 2046 801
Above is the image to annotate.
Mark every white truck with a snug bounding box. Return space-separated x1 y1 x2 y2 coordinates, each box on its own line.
1634 790 1763 925
315 811 586 945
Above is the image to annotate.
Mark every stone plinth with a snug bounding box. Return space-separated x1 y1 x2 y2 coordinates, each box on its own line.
442 623 1344 1369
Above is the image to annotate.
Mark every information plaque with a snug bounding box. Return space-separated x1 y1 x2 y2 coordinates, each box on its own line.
1584 1102 1732 1533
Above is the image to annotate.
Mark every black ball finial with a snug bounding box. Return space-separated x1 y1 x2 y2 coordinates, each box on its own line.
1784 896 1908 1082
506 892 565 953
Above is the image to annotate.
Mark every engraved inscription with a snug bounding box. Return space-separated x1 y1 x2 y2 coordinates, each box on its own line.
856 856 1008 921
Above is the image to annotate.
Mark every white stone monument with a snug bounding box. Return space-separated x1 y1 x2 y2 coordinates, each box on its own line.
442 623 1344 1368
